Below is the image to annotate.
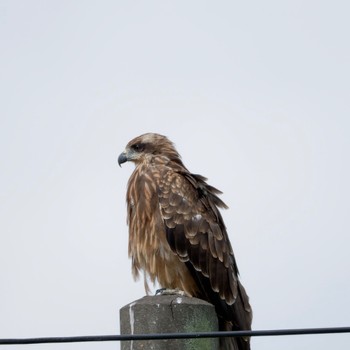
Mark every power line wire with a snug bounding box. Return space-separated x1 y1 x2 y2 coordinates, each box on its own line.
1 327 350 345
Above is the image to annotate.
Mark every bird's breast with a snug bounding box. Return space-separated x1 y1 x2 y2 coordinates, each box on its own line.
126 167 198 296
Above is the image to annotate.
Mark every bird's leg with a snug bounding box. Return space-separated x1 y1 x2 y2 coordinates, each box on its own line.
155 288 186 296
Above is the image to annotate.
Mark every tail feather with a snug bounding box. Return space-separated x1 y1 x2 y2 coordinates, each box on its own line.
219 319 250 350
219 281 252 350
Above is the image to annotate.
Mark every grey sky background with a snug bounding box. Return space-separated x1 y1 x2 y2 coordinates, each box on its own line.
1 1 349 350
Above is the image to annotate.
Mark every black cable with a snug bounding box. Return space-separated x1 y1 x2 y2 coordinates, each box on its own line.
1 327 350 345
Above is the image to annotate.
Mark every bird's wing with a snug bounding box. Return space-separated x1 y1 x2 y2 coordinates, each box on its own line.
158 170 251 329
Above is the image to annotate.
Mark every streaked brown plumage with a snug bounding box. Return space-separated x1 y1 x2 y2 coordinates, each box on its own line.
118 133 252 350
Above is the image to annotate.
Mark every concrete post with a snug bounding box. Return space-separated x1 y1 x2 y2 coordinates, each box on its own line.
120 294 219 350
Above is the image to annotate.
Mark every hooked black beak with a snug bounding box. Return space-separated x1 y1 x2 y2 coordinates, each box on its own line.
118 152 128 167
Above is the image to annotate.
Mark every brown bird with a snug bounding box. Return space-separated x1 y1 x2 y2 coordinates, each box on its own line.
118 133 252 350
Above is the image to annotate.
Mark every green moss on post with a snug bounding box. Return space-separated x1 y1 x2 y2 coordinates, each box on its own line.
120 295 219 350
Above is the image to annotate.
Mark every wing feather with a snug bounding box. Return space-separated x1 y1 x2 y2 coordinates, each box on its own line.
158 170 251 331
208 231 218 259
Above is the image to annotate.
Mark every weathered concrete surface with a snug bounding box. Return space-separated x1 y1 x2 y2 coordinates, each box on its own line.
120 294 219 350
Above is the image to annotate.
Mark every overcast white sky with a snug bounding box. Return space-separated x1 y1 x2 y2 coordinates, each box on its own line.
1 1 350 350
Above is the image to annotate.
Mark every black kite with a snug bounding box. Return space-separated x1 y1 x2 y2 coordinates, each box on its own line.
118 133 252 350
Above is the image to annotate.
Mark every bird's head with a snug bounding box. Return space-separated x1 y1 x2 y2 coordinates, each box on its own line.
118 133 181 166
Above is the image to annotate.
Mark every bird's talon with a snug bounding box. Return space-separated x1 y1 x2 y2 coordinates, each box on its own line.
155 288 185 296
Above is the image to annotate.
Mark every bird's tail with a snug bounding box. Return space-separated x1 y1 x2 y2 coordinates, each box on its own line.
219 320 251 350
219 280 252 350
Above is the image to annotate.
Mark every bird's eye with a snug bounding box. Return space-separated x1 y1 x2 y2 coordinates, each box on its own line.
132 143 145 152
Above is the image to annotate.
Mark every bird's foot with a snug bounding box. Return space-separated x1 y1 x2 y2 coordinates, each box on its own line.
155 288 186 296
